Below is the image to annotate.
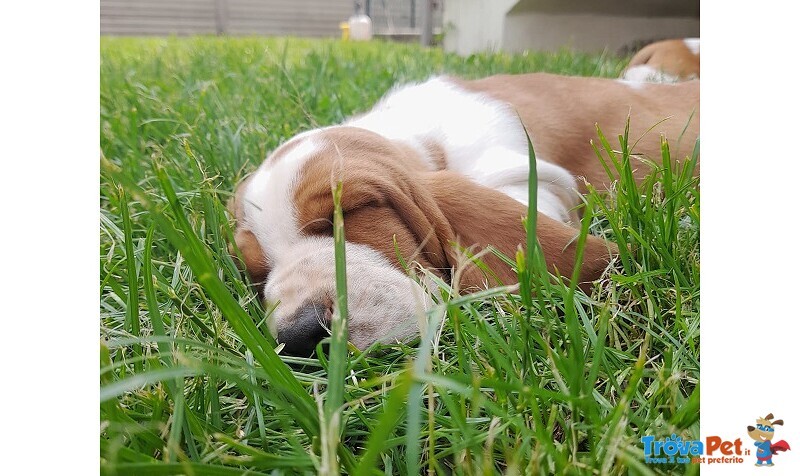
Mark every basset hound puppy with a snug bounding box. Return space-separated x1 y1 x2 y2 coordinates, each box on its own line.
229 72 700 354
622 38 700 83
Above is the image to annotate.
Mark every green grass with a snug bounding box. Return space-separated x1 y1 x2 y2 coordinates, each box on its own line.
100 37 699 475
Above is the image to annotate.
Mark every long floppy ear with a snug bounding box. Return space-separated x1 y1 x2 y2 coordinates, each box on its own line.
422 170 617 290
626 42 655 68
227 175 270 288
772 419 784 426
377 174 469 282
229 229 270 286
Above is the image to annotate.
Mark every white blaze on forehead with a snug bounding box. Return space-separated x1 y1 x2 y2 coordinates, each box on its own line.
241 134 322 260
683 38 700 56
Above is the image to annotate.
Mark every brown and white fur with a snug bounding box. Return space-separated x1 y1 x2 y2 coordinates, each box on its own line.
229 73 700 353
622 38 700 83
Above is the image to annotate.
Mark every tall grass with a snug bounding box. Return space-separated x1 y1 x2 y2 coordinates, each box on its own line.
100 37 699 475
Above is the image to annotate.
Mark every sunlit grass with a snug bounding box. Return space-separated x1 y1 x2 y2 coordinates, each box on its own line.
100 37 699 475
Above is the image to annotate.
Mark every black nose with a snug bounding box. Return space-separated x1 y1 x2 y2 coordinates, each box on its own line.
277 302 331 356
747 426 755 432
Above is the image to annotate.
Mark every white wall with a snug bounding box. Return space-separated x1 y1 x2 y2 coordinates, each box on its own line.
503 12 699 53
442 0 517 55
443 0 700 55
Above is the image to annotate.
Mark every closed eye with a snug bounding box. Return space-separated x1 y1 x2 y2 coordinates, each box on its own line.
300 202 384 236
300 217 334 235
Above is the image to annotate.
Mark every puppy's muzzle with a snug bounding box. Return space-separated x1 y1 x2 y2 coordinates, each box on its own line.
276 302 331 356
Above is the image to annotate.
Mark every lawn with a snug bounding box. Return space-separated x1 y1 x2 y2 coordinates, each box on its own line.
100 37 700 475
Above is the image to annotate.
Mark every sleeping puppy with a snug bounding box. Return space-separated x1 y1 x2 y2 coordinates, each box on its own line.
228 72 700 354
622 38 700 82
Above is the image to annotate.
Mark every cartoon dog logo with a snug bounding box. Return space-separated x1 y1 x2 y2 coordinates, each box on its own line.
747 413 791 466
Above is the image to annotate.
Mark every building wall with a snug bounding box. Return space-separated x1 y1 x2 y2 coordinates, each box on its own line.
100 0 221 35
367 0 444 34
100 0 352 36
503 12 699 53
442 0 517 55
443 0 700 55
100 0 440 37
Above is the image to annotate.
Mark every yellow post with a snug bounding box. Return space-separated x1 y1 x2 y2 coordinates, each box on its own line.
339 22 350 40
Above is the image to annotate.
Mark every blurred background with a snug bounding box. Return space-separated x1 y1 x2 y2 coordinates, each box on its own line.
100 0 699 55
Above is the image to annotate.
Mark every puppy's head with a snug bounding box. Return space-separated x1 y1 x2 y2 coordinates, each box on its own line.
230 126 615 354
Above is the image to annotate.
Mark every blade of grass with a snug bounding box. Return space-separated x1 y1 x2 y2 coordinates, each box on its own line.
143 224 173 367
321 171 350 475
119 187 142 372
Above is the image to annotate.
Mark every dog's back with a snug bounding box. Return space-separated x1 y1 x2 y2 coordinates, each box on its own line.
460 73 700 189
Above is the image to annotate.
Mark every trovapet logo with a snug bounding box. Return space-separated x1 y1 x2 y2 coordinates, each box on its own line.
642 412 792 467
641 434 746 465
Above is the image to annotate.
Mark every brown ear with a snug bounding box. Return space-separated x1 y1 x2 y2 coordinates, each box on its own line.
422 170 617 290
626 43 655 68
535 212 618 287
230 229 270 287
765 413 775 420
772 419 784 426
377 180 455 272
227 174 270 288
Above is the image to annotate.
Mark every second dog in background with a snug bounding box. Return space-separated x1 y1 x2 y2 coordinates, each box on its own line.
622 38 700 83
